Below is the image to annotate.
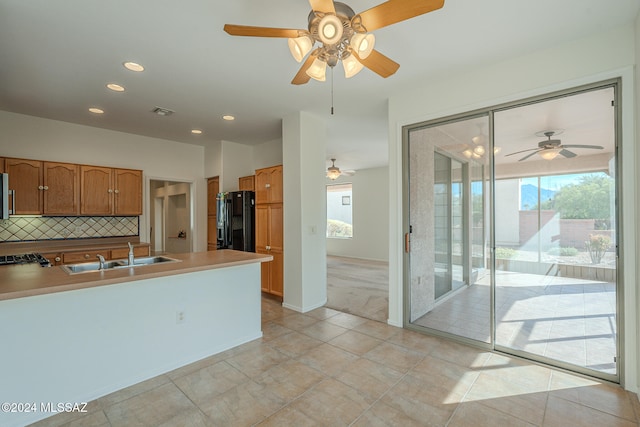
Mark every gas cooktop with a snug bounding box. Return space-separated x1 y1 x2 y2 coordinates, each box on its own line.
0 253 50 267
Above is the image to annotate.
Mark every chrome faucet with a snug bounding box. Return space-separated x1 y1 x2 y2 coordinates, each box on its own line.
96 254 106 270
127 242 135 266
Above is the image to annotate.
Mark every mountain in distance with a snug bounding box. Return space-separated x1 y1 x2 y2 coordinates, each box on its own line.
520 184 556 210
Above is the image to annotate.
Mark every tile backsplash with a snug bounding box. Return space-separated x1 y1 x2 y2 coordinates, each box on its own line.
0 216 139 242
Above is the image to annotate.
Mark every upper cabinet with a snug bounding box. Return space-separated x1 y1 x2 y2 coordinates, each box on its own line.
238 175 255 192
255 165 283 204
43 162 79 215
81 166 142 216
114 168 142 215
4 158 79 215
1 156 142 217
5 158 42 214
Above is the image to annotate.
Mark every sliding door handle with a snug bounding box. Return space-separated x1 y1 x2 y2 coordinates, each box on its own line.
404 232 410 253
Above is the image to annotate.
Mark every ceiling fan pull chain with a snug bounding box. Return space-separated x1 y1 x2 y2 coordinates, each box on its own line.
331 67 334 115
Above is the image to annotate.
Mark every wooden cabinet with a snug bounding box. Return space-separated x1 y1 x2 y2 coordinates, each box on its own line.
255 165 284 298
207 177 219 251
0 158 5 173
255 165 283 204
256 204 283 296
81 166 142 215
5 158 42 214
238 175 255 191
114 169 142 215
40 252 62 266
43 162 79 215
110 245 149 259
5 159 79 215
62 249 108 264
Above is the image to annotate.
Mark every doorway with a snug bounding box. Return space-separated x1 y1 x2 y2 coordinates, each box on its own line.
149 179 193 254
404 82 620 382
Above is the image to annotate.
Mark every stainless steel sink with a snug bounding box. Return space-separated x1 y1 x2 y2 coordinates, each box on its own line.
127 256 181 266
61 256 180 274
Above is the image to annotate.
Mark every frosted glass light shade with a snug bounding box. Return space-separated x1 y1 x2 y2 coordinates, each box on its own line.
342 54 364 78
350 33 375 59
306 58 327 81
538 148 561 160
318 15 343 45
288 36 313 62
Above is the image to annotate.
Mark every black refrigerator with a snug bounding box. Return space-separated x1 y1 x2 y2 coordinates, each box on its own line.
216 191 255 251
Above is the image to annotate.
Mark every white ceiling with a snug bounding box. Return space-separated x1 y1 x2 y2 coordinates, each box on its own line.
0 0 638 172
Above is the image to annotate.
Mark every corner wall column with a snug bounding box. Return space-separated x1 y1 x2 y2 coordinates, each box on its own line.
282 111 327 312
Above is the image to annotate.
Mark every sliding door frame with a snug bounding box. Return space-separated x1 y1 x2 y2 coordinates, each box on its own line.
402 78 623 383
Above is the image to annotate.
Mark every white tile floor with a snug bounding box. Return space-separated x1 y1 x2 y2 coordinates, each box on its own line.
414 270 617 375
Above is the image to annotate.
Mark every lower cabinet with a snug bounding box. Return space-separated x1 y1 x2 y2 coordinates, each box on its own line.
258 249 283 297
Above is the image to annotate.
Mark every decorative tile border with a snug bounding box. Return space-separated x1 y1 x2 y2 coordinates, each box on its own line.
0 216 139 242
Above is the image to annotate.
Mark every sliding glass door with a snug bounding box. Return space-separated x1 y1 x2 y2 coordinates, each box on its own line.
406 115 491 344
404 82 619 381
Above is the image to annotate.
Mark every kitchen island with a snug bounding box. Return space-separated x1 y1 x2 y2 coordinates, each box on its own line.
0 250 271 427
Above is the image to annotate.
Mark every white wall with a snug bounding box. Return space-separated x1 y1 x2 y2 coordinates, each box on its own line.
326 166 389 261
494 179 520 246
0 264 262 427
388 25 638 390
220 140 254 192
0 111 208 251
253 138 283 170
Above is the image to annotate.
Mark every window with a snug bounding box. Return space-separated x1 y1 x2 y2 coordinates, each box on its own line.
326 183 353 238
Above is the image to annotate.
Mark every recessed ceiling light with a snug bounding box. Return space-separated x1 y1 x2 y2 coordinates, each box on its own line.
88 107 104 114
222 115 235 121
123 61 144 72
106 83 125 92
191 129 202 135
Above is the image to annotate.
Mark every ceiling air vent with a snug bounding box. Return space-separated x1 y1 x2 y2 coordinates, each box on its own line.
151 106 175 116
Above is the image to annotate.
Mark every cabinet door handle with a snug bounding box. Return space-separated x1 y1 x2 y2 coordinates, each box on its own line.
108 189 113 193
38 185 44 190
84 254 90 259
266 245 271 251
54 257 61 262
265 184 270 188
114 189 119 194
43 186 49 190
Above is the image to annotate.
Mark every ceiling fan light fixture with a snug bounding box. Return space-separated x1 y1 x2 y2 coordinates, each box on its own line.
287 35 313 62
342 54 364 78
538 148 561 160
306 57 327 81
327 167 341 180
318 14 343 45
473 145 486 156
350 33 375 59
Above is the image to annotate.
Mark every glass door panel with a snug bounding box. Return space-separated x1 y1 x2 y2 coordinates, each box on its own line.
407 115 491 344
493 86 618 379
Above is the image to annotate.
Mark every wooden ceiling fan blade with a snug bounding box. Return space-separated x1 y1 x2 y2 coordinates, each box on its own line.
353 49 399 78
309 0 336 14
519 150 541 162
559 149 577 158
357 0 445 32
224 24 302 38
291 50 318 85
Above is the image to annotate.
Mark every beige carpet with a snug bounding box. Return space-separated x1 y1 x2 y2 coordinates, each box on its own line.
326 255 389 323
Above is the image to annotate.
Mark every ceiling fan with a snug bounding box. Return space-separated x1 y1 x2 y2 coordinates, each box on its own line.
505 131 604 161
327 158 355 180
224 0 445 84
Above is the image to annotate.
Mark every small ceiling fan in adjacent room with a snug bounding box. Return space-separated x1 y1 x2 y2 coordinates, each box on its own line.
505 131 604 161
224 0 445 84
327 158 355 180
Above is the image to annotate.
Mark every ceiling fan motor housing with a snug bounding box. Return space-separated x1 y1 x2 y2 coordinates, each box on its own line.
307 2 358 66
